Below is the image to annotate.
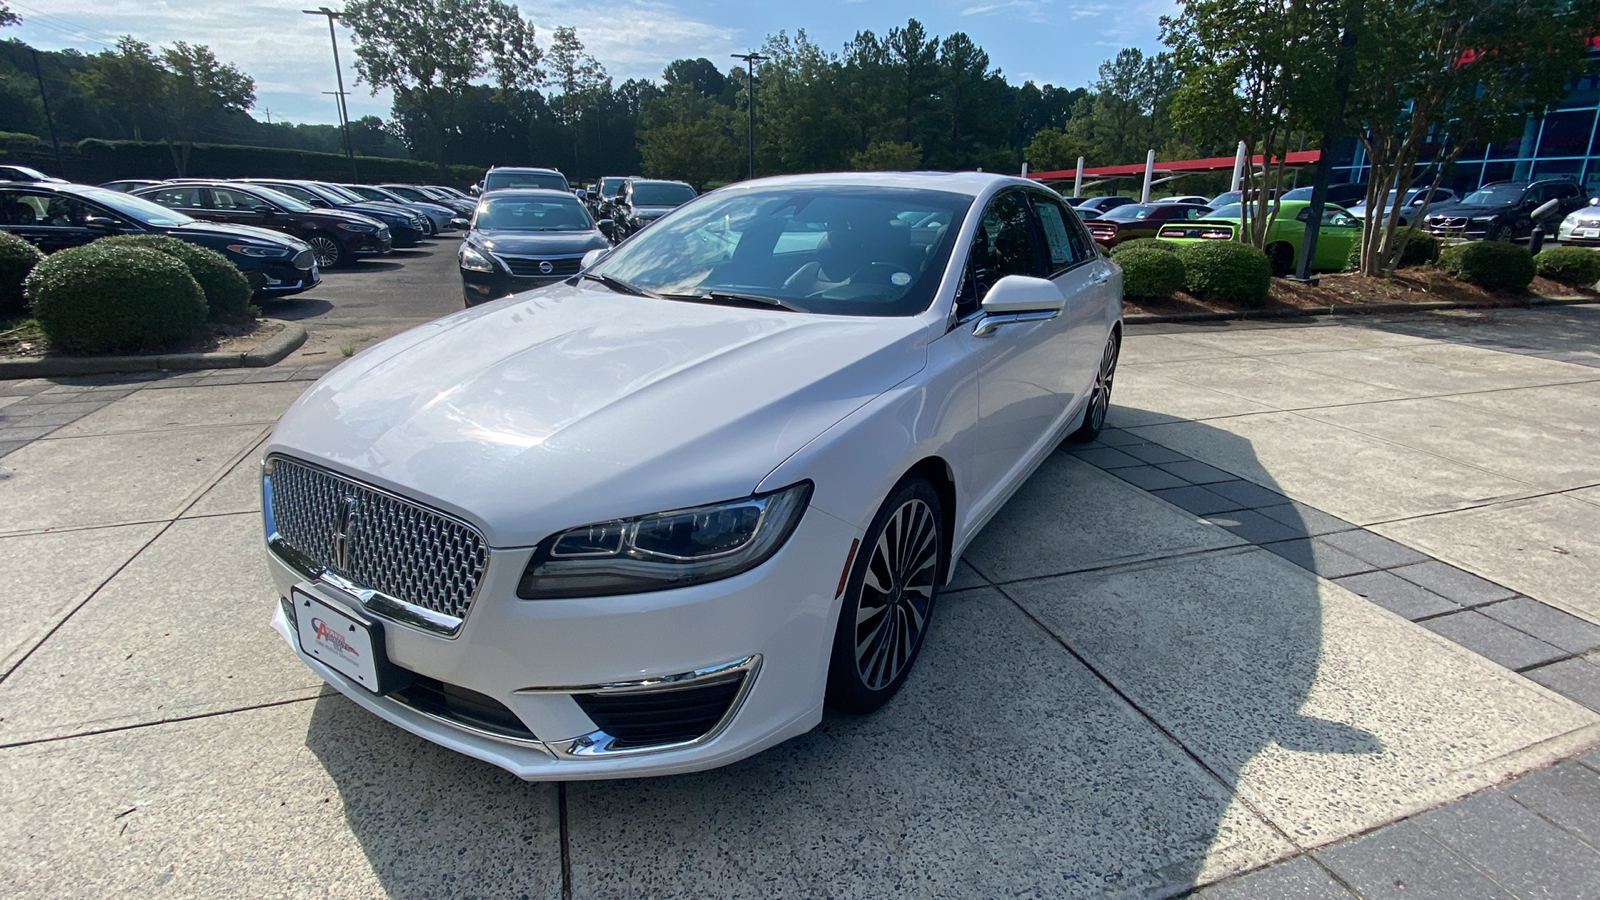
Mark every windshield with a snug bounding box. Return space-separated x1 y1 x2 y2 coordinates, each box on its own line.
1204 204 1242 218
588 185 970 317
80 187 195 227
631 182 696 207
484 170 569 192
249 186 314 213
317 183 366 203
1463 184 1527 206
599 177 626 197
385 185 426 201
1105 204 1159 220
474 196 592 231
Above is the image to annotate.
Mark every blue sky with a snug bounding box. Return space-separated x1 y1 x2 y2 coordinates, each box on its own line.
7 0 1175 125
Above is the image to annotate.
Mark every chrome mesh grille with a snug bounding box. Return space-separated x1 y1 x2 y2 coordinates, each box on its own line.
293 249 315 269
267 457 488 621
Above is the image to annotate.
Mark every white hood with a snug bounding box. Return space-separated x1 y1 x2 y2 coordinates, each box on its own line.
268 282 929 547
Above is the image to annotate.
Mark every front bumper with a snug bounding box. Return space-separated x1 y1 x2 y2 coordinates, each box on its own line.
264 502 856 780
460 269 568 305
347 233 394 256
254 258 321 296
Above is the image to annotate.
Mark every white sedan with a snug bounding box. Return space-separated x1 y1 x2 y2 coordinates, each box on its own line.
261 172 1123 779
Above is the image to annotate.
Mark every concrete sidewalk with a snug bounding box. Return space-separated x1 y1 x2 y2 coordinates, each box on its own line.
1 308 1598 898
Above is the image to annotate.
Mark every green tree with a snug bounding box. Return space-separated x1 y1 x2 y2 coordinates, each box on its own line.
636 86 739 188
341 0 541 170
850 140 922 171
159 41 255 174
1163 0 1341 247
754 31 853 173
0 4 18 27
1023 127 1089 172
1349 0 1600 275
546 26 608 176
80 37 167 141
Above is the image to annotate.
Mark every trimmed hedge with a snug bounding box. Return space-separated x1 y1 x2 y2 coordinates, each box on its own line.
1174 240 1272 307
1399 232 1440 268
1533 245 1600 287
1116 247 1186 300
1439 241 1536 292
93 235 253 321
1111 238 1180 258
0 231 44 316
24 244 206 355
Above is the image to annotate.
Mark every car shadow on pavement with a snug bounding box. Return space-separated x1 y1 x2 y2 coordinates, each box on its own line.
303 412 1382 899
255 297 333 320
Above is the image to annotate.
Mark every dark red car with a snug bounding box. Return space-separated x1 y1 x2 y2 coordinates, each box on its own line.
1083 202 1213 249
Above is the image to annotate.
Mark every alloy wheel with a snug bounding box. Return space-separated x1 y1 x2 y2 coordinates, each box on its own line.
1087 333 1120 434
307 235 341 269
853 497 939 691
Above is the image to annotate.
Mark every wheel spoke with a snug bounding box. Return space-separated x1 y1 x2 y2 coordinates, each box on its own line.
851 496 941 692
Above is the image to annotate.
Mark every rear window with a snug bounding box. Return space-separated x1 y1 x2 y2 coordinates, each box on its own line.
484 170 570 192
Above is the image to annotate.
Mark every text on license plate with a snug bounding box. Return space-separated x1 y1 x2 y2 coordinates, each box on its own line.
294 589 380 692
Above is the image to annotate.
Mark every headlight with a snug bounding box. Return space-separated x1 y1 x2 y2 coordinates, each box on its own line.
336 222 378 233
1469 216 1495 223
225 243 290 258
459 245 495 273
517 482 812 599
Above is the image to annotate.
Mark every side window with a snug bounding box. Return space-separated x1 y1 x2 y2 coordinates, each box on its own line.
212 188 260 211
147 186 205 208
1031 193 1089 273
0 189 42 226
954 191 1041 321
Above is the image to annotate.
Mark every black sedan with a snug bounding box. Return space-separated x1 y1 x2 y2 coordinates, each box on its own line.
1073 195 1138 217
241 179 429 248
0 182 319 297
458 189 610 306
132 181 391 268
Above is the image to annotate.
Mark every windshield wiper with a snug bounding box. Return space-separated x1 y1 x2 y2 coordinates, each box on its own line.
581 271 658 298
660 290 806 313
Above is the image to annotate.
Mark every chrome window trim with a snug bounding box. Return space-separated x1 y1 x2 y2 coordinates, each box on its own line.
518 655 762 759
262 456 487 638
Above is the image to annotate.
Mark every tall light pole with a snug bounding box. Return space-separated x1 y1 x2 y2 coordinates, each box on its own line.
730 52 769 180
304 7 358 181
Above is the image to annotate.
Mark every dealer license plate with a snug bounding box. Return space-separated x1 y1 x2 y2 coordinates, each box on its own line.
1580 229 1598 239
294 589 380 693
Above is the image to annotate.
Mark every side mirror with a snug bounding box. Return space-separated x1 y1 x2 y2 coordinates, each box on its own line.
449 217 470 230
85 216 118 233
309 198 330 208
597 218 617 240
573 189 588 201
974 275 1064 337
581 248 609 269
253 205 276 215
469 183 482 195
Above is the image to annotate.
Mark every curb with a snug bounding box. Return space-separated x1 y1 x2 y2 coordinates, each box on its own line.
0 322 307 380
1125 295 1596 325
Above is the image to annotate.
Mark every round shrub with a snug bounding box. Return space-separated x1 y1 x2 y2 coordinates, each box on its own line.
1533 245 1600 287
0 231 44 317
93 234 252 321
24 244 206 355
1398 231 1440 268
1115 246 1186 300
1111 238 1180 258
1439 241 1535 292
1174 240 1272 307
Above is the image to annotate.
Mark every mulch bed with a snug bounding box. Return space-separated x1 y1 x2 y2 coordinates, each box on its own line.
1124 270 1597 318
0 317 277 361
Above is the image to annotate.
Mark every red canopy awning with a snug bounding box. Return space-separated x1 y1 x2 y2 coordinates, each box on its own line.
1028 149 1322 182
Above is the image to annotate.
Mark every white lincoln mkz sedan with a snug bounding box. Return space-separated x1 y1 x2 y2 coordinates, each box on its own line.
263 172 1123 779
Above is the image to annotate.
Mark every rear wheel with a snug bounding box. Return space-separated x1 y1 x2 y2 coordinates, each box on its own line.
1490 222 1517 242
826 478 944 714
306 232 346 269
1068 329 1121 443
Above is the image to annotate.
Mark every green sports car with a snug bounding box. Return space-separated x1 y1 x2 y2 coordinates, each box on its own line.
1156 200 1363 275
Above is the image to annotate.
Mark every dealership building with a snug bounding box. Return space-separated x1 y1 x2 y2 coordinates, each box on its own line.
1330 60 1600 195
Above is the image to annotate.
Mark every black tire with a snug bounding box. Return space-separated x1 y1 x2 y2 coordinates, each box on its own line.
826 478 944 714
306 232 347 269
1491 223 1517 243
1267 242 1295 277
1067 329 1121 443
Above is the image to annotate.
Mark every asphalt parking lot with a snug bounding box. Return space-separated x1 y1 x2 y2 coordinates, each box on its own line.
2 288 1599 897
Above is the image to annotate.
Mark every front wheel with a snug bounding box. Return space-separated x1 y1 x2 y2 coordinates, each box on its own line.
1068 330 1121 443
306 232 347 269
826 478 944 714
1491 223 1517 242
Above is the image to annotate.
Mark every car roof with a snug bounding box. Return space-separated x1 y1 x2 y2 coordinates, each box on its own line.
479 188 581 199
487 167 564 174
711 171 1038 199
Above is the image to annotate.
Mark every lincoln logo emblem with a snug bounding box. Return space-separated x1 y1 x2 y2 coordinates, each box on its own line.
332 494 359 570
538 260 554 275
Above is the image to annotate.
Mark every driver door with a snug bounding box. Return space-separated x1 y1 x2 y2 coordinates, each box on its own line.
956 189 1073 517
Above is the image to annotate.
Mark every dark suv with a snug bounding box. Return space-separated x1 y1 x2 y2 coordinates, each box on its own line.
476 167 570 194
1424 179 1587 242
0 181 319 297
133 181 391 268
612 178 697 238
